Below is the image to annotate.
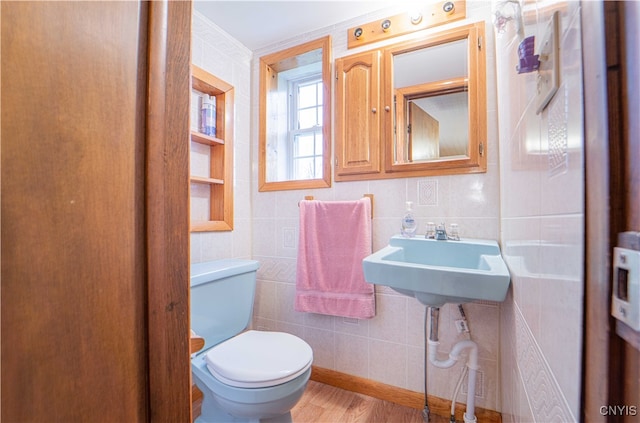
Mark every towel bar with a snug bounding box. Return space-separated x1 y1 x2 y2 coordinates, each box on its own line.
299 194 374 219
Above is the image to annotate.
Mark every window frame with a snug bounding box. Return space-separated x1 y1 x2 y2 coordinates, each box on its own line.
258 35 332 192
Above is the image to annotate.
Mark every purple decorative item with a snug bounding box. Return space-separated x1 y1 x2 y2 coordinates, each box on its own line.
517 35 540 73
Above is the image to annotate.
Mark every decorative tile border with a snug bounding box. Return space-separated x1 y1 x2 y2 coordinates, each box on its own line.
418 179 438 206
514 303 575 422
461 367 485 398
547 84 568 178
282 227 296 249
255 256 297 283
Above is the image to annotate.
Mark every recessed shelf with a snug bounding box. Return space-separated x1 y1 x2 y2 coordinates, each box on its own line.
190 220 232 232
191 131 225 146
190 64 234 232
190 175 224 185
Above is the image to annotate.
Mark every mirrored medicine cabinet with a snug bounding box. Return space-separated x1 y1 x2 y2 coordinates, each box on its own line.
384 22 486 176
258 36 332 192
335 21 486 181
392 38 469 163
258 22 487 188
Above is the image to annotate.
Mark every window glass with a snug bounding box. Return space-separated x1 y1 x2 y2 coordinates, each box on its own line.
292 132 323 180
289 77 323 180
295 79 322 129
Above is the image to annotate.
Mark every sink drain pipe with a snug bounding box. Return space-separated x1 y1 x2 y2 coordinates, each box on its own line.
427 307 479 423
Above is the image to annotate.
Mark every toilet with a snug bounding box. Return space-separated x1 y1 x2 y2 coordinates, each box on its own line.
190 259 313 423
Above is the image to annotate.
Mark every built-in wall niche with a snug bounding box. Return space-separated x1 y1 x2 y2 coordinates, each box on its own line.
190 65 234 231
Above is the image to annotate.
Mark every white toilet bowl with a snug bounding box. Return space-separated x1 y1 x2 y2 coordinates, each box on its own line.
192 330 312 423
190 260 313 423
191 331 312 423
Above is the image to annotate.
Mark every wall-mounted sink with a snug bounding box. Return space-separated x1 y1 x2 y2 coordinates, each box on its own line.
363 235 511 307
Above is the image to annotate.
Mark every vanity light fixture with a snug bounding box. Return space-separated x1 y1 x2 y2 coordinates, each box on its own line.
347 0 466 49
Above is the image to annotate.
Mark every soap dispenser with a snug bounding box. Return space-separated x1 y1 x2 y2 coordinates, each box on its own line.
401 201 417 238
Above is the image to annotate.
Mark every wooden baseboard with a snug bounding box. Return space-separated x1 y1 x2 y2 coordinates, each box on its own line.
310 366 501 423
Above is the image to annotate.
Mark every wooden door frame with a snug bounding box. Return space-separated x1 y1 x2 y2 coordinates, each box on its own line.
1 1 192 420
582 1 612 420
583 1 640 420
146 1 192 420
616 0 640 413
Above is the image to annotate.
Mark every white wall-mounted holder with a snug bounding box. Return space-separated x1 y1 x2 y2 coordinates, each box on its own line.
535 11 560 114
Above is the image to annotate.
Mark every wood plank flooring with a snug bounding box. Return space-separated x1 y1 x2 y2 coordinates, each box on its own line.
193 380 451 422
291 381 450 423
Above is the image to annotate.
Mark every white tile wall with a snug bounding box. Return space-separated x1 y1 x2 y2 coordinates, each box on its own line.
192 2 586 417
249 4 503 412
495 0 584 421
190 11 253 263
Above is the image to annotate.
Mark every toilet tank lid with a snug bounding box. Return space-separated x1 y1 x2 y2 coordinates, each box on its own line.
191 259 260 287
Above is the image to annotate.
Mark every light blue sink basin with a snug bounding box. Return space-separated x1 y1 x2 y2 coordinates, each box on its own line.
363 235 511 307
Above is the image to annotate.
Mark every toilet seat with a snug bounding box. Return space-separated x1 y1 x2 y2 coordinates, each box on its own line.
204 330 313 388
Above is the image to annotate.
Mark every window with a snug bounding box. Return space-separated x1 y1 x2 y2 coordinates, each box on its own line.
259 35 331 191
289 76 323 180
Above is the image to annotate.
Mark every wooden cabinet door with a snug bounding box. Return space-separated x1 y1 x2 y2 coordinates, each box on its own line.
335 50 381 178
1 1 191 421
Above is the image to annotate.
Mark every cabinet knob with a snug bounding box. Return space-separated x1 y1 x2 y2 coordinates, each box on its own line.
372 107 377 113
384 106 390 112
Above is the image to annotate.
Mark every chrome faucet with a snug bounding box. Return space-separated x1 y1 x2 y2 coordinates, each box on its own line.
435 223 448 240
429 222 460 241
426 222 460 240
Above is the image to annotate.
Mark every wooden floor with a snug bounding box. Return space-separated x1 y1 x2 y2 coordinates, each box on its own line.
291 381 450 423
194 380 451 422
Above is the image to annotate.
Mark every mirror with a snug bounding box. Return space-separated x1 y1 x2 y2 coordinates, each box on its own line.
385 22 486 175
259 36 332 191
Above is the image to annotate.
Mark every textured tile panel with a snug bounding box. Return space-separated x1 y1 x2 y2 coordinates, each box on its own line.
514 303 575 422
547 84 568 177
255 256 297 283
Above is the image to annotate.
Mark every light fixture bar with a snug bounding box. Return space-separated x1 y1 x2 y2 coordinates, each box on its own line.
347 1 466 49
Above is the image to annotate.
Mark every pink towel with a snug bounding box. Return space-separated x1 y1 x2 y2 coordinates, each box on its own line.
295 198 375 319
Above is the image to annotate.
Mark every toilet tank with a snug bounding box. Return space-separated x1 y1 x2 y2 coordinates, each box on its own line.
191 259 260 352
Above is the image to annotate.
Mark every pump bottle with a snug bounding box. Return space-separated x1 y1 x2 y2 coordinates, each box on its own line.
401 201 417 237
